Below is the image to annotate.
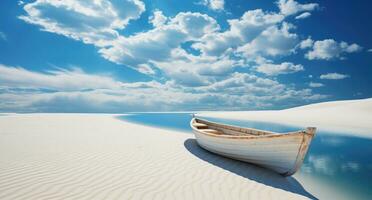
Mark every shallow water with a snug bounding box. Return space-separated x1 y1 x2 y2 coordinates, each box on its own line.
120 113 372 199
122 113 193 133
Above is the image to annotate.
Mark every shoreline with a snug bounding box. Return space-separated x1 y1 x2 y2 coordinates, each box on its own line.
198 98 372 139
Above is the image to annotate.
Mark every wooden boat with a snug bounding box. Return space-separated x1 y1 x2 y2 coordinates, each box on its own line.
190 117 316 176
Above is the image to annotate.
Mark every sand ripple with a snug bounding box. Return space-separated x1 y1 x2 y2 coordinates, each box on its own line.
0 114 314 199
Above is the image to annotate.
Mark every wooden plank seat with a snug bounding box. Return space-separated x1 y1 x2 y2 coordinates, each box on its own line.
201 129 224 135
193 122 208 128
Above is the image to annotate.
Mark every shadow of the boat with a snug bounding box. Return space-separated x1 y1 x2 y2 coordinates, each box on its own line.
184 138 317 200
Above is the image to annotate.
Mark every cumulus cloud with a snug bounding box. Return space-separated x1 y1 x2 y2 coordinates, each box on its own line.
299 37 314 49
97 8 304 85
320 73 349 80
19 0 145 47
309 82 324 88
277 0 318 16
100 12 220 66
15 0 353 112
149 10 168 27
0 64 327 112
304 39 362 60
187 72 327 105
192 9 284 57
236 22 299 58
200 0 225 11
19 0 330 87
194 72 283 93
99 11 222 85
152 50 241 86
256 62 304 76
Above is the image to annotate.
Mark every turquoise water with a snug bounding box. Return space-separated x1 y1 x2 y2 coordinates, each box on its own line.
122 113 301 133
122 113 193 132
120 113 372 199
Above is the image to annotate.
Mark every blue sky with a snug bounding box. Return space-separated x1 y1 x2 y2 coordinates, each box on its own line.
0 0 371 112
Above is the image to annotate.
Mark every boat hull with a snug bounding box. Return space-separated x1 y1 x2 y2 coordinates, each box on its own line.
191 118 314 176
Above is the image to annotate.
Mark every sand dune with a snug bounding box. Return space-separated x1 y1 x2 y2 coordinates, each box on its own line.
0 114 314 200
199 98 372 138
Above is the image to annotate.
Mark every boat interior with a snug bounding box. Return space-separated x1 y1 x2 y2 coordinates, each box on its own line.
192 118 276 136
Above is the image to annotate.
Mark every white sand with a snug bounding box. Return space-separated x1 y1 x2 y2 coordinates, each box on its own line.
199 98 372 139
0 113 316 200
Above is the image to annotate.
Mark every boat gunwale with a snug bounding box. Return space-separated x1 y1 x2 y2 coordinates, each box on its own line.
190 117 316 176
191 117 315 140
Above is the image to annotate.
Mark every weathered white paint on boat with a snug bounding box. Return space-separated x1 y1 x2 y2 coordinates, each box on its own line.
190 118 316 176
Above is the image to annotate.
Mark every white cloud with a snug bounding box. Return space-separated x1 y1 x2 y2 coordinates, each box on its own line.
309 82 324 88
193 9 284 57
0 87 195 113
19 1 324 87
19 0 145 47
171 12 221 38
305 39 362 60
14 0 345 112
0 64 121 91
210 0 225 11
0 64 192 112
236 22 299 58
99 11 224 85
97 8 305 85
187 73 328 105
149 10 168 27
100 12 220 67
152 50 241 86
295 12 311 20
256 62 304 76
195 72 284 94
320 73 349 80
277 0 318 16
0 64 327 112
200 0 225 11
0 32 6 41
299 37 314 49
137 64 156 75
367 49 372 52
